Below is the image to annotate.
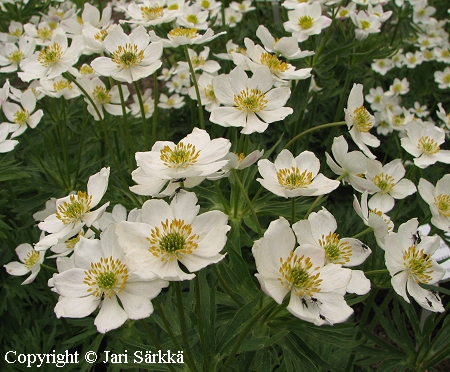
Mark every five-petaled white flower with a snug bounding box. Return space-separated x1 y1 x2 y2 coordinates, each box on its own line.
252 217 353 325
257 149 340 198
52 226 169 333
384 218 445 312
91 26 163 83
4 243 45 285
418 175 450 232
400 121 450 169
344 83 380 159
116 192 230 281
36 167 110 250
210 66 293 134
130 127 231 197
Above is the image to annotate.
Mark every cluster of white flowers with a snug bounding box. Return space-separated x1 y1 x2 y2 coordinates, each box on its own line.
2 0 449 336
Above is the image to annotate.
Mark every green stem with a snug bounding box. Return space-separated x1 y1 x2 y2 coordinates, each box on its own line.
212 265 244 307
153 298 183 351
352 227 373 239
183 45 205 130
214 181 230 214
174 282 199 372
133 80 149 149
89 225 102 237
291 197 296 225
231 169 262 237
222 299 277 372
41 264 58 272
138 320 177 372
364 269 389 277
284 121 346 150
117 81 135 170
194 276 208 371
152 71 159 145
344 288 379 372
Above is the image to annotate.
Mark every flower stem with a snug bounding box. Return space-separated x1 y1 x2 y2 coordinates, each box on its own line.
231 169 262 237
212 265 244 307
291 197 296 225
194 276 209 370
364 269 389 277
183 45 205 130
132 80 149 149
284 121 346 150
174 282 199 372
222 299 277 372
352 227 373 239
152 71 159 146
153 298 183 350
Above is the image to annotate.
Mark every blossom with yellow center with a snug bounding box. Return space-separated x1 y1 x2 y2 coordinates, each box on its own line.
4 243 45 285
418 175 450 232
258 149 339 198
253 217 354 325
52 226 168 333
116 192 230 281
401 121 450 169
344 83 380 159
91 25 163 84
385 218 445 312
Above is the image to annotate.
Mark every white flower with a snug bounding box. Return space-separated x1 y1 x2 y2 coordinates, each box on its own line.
36 167 110 250
363 158 417 213
283 3 332 43
130 128 231 197
19 33 84 82
207 150 264 180
436 103 450 131
52 226 169 333
344 83 380 159
371 58 394 76
293 208 372 268
0 123 19 153
129 88 154 118
121 0 180 27
418 175 450 232
351 12 381 40
4 243 45 285
257 149 340 198
176 4 209 30
233 38 311 84
410 101 429 118
353 191 394 250
385 218 444 312
2 89 43 138
91 26 163 83
77 76 129 120
39 76 81 99
116 192 230 281
61 3 112 36
434 67 450 89
158 93 185 109
210 66 293 134
386 78 409 97
149 27 225 48
256 25 314 60
0 37 36 73
325 135 372 191
252 217 353 325
177 46 220 74
400 121 450 168
188 72 219 112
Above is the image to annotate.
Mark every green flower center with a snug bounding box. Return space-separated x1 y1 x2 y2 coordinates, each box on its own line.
435 194 450 217
160 142 201 169
141 5 164 20
352 106 373 132
13 109 30 125
93 86 112 104
53 80 72 92
8 50 24 64
234 88 268 113
277 167 313 190
38 42 63 67
403 246 433 284
298 15 313 30
318 232 351 265
111 43 144 69
372 172 395 194
56 191 92 225
84 257 129 299
186 14 199 24
418 136 440 154
147 219 199 261
278 251 322 297
260 53 289 74
24 250 40 270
